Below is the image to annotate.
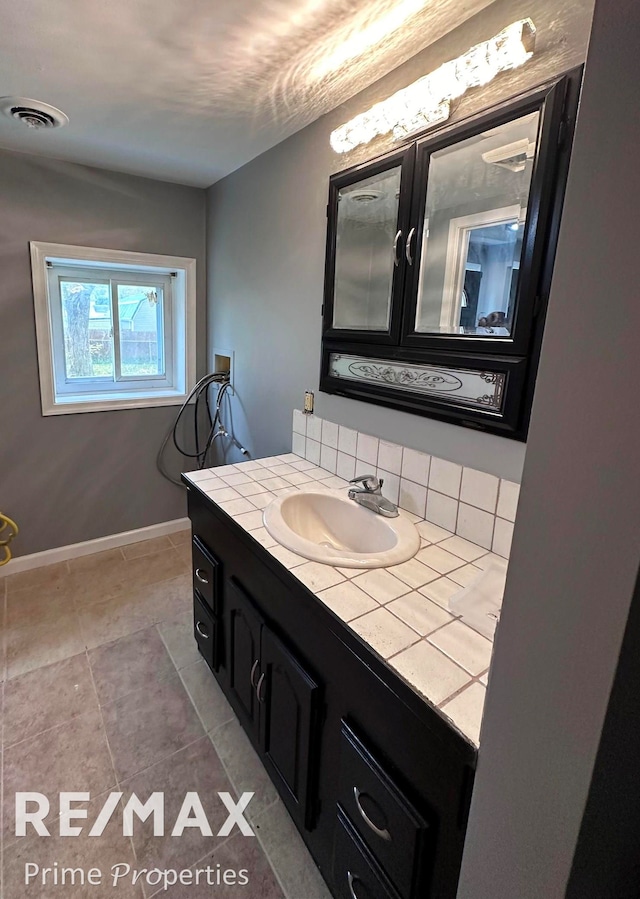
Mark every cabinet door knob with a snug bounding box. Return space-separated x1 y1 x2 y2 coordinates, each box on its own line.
195 568 209 585
347 871 361 899
393 230 402 266
195 621 210 640
256 672 267 703
250 659 260 688
405 227 416 265
353 787 391 842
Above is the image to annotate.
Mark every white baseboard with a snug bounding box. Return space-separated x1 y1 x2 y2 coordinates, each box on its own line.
0 518 191 576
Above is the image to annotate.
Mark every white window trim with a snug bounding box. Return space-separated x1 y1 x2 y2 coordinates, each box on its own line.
30 242 197 415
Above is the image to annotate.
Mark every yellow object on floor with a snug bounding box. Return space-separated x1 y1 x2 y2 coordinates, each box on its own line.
0 511 18 565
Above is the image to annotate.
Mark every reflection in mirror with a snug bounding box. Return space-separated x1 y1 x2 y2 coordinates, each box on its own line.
415 109 540 336
333 166 401 331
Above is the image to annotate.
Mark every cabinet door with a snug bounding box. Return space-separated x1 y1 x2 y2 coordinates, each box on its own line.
323 146 415 345
226 578 263 734
259 627 321 830
400 79 568 356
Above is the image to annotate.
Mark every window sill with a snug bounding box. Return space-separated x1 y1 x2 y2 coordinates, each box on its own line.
42 389 190 416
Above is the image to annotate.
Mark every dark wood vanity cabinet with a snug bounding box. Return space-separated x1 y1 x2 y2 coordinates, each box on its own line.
187 485 476 899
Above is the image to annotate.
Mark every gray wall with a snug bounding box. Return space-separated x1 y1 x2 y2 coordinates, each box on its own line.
206 0 593 483
457 0 640 894
0 149 207 556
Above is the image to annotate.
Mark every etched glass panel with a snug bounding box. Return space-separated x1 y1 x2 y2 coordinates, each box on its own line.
415 110 540 336
333 167 402 331
328 353 505 412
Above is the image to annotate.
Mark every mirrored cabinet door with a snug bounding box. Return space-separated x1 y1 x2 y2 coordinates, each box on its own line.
414 109 540 338
333 168 401 331
323 147 415 343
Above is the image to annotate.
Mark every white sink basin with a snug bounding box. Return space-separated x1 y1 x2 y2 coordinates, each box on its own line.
262 488 420 568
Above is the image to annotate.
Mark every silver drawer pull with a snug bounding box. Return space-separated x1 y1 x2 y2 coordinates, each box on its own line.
256 672 266 703
195 621 209 640
195 568 209 585
250 659 260 688
347 871 360 899
353 787 391 842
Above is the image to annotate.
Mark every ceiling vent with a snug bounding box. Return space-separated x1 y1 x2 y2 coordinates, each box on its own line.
350 189 382 203
0 97 69 129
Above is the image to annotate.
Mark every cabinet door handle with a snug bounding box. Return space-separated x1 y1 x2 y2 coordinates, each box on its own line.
393 230 402 266
195 568 209 585
195 621 210 640
256 672 266 703
250 659 260 688
405 227 416 265
353 787 391 842
347 871 360 899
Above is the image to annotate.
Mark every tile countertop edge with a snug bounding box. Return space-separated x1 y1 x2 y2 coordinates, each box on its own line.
183 454 496 750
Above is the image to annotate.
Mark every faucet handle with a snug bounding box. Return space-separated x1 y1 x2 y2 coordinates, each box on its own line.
349 474 382 492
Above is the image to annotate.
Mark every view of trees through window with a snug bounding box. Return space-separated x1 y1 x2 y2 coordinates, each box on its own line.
59 281 163 380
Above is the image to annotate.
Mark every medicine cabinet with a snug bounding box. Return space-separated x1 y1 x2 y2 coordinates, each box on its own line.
320 69 582 439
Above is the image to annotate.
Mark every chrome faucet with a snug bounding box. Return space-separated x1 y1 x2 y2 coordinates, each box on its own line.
348 474 399 518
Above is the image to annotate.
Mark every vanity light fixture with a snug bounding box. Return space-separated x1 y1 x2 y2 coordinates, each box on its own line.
329 18 536 153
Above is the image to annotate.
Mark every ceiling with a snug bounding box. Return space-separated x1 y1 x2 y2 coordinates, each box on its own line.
0 0 496 187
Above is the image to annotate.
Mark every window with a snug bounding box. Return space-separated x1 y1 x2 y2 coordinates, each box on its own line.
30 243 196 415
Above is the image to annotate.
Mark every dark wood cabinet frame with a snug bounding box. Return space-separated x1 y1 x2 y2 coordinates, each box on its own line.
320 68 583 440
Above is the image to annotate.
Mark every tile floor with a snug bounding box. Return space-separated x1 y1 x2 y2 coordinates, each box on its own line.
0 531 331 899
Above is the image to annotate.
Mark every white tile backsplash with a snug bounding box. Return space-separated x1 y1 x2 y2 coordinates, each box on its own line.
497 479 520 522
401 448 430 486
321 419 339 449
293 412 519 559
338 425 358 456
425 489 458 532
306 414 322 443
336 451 356 482
319 444 338 473
291 431 305 457
292 409 307 435
376 469 400 505
399 479 427 518
460 468 499 513
456 503 495 550
356 432 379 466
429 458 462 499
305 437 321 466
492 517 514 558
377 440 403 475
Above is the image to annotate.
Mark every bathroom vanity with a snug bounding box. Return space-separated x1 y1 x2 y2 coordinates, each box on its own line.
184 456 489 899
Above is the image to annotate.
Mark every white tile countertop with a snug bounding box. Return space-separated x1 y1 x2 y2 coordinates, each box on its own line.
185 454 505 748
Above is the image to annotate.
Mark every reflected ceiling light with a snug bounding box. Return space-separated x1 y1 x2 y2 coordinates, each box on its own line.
313 0 426 80
330 18 536 153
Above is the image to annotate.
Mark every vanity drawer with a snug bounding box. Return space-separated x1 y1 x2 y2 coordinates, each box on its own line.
193 592 219 671
192 536 220 612
338 721 432 899
334 808 402 899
